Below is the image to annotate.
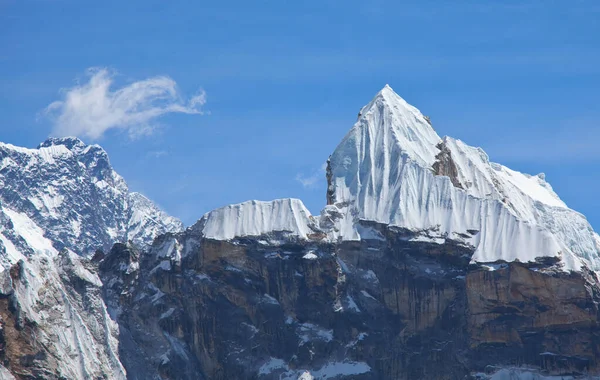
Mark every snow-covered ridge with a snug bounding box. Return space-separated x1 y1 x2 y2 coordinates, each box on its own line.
326 85 600 271
2 87 595 275
201 199 319 241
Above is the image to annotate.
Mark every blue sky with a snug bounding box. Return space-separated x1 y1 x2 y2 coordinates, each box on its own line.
1 0 599 229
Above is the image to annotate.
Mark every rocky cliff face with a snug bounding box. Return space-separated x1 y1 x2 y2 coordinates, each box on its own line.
1 86 600 379
97 220 600 380
0 250 126 379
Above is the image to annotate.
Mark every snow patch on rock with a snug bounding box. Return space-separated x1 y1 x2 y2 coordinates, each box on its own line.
297 323 333 346
258 357 288 376
279 361 371 380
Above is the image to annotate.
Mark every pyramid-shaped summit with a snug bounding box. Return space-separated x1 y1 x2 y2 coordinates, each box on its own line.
326 85 600 271
354 84 441 166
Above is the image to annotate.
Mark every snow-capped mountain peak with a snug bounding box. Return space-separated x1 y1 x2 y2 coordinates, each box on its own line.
326 85 600 271
0 138 183 258
177 85 599 272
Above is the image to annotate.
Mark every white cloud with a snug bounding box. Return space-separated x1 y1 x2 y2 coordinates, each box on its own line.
43 67 206 140
296 163 327 189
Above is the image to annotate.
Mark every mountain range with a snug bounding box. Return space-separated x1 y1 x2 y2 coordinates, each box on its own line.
0 86 599 379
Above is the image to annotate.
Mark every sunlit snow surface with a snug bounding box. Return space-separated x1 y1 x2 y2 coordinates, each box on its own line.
0 364 16 379
326 85 600 271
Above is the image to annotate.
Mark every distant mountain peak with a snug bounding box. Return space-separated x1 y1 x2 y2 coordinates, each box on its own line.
0 138 183 259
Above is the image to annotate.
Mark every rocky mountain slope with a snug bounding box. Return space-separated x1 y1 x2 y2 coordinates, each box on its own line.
1 86 600 379
0 138 182 378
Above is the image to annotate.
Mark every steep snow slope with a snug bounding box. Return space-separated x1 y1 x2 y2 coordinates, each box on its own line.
0 137 183 255
0 365 15 379
326 85 600 271
201 199 319 241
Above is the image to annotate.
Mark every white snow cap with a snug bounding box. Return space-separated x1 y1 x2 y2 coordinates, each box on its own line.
327 84 600 271
201 198 318 241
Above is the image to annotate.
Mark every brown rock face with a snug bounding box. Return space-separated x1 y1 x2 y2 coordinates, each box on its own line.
99 224 600 379
0 277 43 379
432 141 464 189
466 264 600 374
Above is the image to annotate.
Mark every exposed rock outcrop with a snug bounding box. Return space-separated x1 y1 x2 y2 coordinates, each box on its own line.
432 140 464 189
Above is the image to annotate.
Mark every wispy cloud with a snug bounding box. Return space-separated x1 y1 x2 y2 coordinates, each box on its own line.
42 67 206 140
295 163 327 189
